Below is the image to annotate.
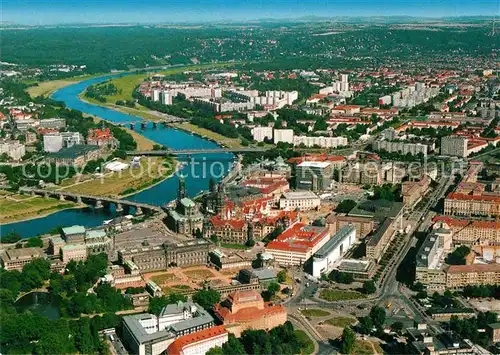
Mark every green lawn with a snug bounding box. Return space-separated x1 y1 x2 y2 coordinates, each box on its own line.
294 330 315 355
300 309 331 317
325 316 356 328
318 289 366 302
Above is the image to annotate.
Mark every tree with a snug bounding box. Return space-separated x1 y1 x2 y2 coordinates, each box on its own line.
445 245 471 265
358 316 373 335
331 271 354 284
25 237 43 248
267 282 280 296
277 270 287 283
362 280 376 294
1 232 21 244
222 334 246 355
416 290 428 299
340 327 356 354
335 199 357 213
412 282 425 292
192 289 221 311
369 306 386 329
74 318 97 354
206 346 224 355
390 321 404 335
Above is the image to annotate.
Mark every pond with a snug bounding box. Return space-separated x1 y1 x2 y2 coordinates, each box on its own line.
15 291 61 320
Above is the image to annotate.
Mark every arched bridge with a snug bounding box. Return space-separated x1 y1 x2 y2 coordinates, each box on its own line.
20 188 163 216
126 147 267 156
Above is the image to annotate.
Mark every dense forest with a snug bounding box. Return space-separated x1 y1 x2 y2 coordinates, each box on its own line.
2 24 498 74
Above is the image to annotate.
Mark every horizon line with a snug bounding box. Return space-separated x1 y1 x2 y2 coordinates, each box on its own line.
1 14 498 27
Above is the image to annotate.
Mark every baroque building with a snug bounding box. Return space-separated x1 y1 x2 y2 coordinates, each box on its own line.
166 176 204 236
118 239 211 272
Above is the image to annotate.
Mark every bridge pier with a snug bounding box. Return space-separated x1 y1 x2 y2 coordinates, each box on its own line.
129 123 135 130
44 192 49 199
135 207 143 216
76 196 82 204
141 122 147 130
31 191 36 197
59 194 65 201
95 200 104 209
152 122 158 129
115 203 123 213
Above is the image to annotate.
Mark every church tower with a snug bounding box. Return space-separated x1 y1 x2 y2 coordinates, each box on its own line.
214 182 226 214
178 175 187 201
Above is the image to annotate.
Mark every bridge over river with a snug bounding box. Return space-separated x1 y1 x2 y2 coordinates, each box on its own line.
126 147 267 156
20 188 164 216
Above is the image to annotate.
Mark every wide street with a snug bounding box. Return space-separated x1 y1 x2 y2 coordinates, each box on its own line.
282 161 459 352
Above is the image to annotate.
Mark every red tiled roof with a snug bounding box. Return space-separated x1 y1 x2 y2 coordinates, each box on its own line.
214 290 286 324
446 192 500 203
447 263 500 274
210 216 246 230
266 223 329 253
227 290 263 304
433 215 497 229
240 177 289 195
87 128 113 141
287 154 345 164
468 139 488 148
333 105 361 110
167 326 227 355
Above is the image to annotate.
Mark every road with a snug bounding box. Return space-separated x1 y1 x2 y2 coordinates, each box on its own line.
284 163 458 330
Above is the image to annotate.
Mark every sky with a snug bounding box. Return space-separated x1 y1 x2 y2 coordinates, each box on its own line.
2 0 499 25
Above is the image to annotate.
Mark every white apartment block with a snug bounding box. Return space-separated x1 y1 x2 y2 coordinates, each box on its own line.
279 191 321 211
43 132 84 153
251 126 274 142
0 140 25 161
39 118 66 129
152 89 161 102
273 129 294 144
440 136 468 157
161 91 173 105
391 84 440 108
43 133 64 152
373 141 428 156
61 132 84 147
293 136 348 149
236 90 298 108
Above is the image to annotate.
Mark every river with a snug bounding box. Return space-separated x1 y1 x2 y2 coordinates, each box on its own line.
2 72 233 237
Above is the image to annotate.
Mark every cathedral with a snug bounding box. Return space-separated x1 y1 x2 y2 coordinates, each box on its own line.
165 176 204 236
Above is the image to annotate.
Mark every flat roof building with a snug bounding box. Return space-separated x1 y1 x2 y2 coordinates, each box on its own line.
312 224 356 277
296 161 333 192
122 301 214 355
265 223 331 266
279 190 321 211
1 247 44 271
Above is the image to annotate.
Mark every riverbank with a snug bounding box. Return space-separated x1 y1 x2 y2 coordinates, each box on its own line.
170 122 242 148
0 191 85 225
56 156 177 198
26 73 106 98
81 93 242 149
105 62 236 102
5 66 233 236
81 94 164 121
88 114 156 150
